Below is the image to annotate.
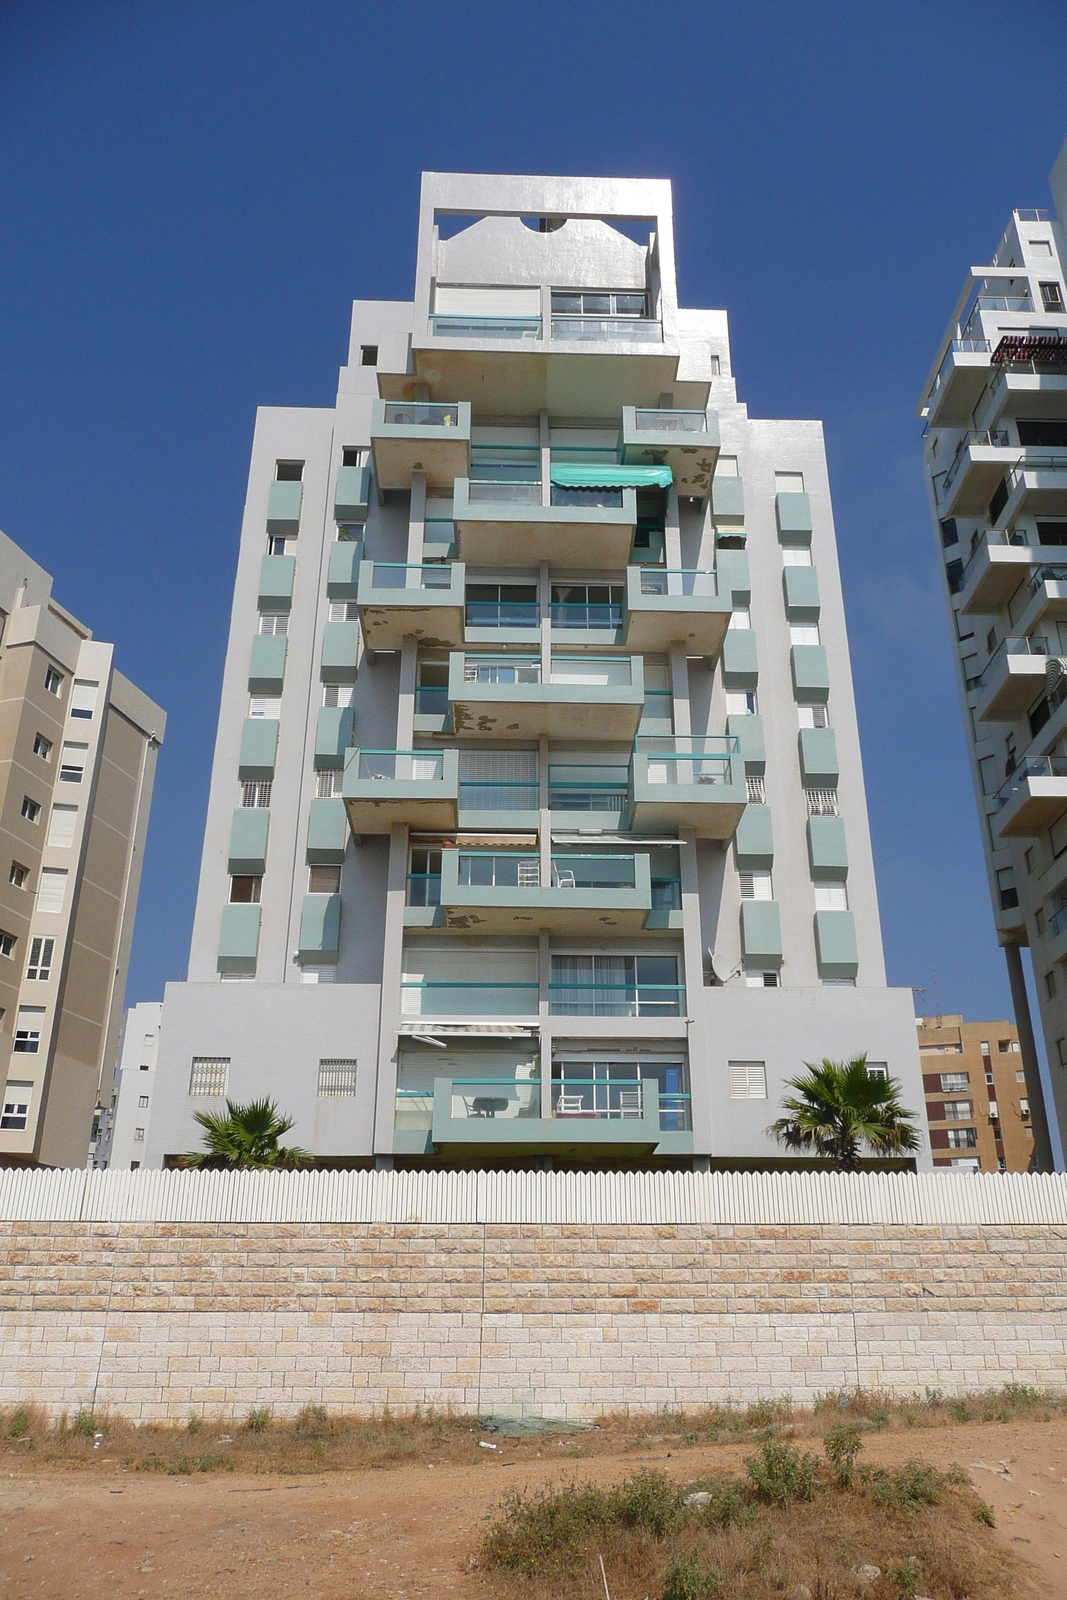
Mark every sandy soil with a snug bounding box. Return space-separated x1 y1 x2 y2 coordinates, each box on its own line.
1 1417 1064 1598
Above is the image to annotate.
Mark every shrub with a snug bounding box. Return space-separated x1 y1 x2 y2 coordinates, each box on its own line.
823 1422 863 1486
608 1470 687 1538
691 1479 745 1530
948 1398 971 1422
869 1404 890 1429
295 1404 329 1436
72 1410 97 1438
868 1459 945 1510
973 1497 996 1527
887 1556 918 1600
743 1439 819 1506
1003 1381 1041 1404
186 1413 203 1435
247 1407 271 1433
661 1551 723 1600
481 1483 609 1573
8 1408 29 1439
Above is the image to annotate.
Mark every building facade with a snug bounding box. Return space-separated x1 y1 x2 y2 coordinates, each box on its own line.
0 530 165 1168
89 1001 162 1171
917 1013 1032 1171
147 172 926 1171
920 140 1067 1170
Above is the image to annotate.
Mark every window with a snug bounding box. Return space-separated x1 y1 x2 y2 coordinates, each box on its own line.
943 1099 973 1120
940 1072 969 1093
798 704 829 729
549 953 681 1017
729 1060 767 1099
407 848 441 907
551 290 647 318
316 769 342 799
33 733 52 761
1046 971 1057 1000
138 1094 149 1108
258 610 289 636
939 518 959 548
342 447 363 467
725 690 757 715
1036 908 1046 937
300 966 336 984
322 683 355 708
1 1082 31 1130
360 345 378 366
318 1058 357 1097
998 1038 1011 1052
822 976 856 986
739 870 773 900
140 1063 150 1071
14 1007 44 1053
745 970 779 988
985 1070 995 1085
866 1062 888 1080
37 869 67 915
229 876 261 904
790 623 821 645
134 1127 144 1142
25 938 54 981
1025 847 1035 874
1040 281 1066 313
980 1040 990 1054
775 472 805 492
59 743 87 783
20 796 40 824
268 535 292 556
997 867 1019 910
782 547 812 566
716 455 738 477
44 666 63 696
1030 239 1054 256
9 862 28 891
241 780 272 808
814 881 848 910
248 696 282 719
947 1127 978 1149
0 931 15 959
46 804 77 847
309 865 341 894
189 1057 229 1097
275 461 303 482
69 680 98 719
328 599 359 622
550 584 622 630
1017 1068 1027 1083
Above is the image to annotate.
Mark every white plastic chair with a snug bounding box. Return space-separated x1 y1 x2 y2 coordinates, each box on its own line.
553 867 576 889
556 1090 584 1116
617 1087 643 1119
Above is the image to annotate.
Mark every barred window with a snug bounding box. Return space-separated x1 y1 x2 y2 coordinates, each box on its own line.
189 1057 229 1097
318 1058 357 1098
728 1060 767 1099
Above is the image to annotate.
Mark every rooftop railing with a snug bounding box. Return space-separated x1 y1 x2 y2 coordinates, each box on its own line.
381 401 460 427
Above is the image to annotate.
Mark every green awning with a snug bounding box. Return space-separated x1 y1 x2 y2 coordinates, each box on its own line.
550 464 673 490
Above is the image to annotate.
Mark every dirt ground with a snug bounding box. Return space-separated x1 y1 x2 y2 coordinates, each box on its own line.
1 1417 1064 1598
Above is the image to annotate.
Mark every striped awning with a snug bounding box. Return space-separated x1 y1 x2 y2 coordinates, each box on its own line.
550 464 673 490
398 1023 538 1039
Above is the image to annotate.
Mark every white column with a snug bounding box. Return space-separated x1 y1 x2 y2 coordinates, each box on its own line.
372 821 410 1155
540 409 551 507
669 641 691 739
539 930 552 1118
407 470 426 578
678 828 711 1155
539 561 551 683
396 638 417 771
664 486 682 578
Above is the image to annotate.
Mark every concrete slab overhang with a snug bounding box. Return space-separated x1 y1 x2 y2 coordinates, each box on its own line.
357 560 466 651
975 652 1049 723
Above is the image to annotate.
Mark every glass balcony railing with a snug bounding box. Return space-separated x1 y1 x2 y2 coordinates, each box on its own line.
448 1078 541 1119
353 749 444 781
924 339 992 414
960 295 1035 342
551 601 622 629
463 657 541 685
368 563 455 591
633 409 708 432
548 763 628 813
550 484 624 508
552 656 634 687
637 568 717 597
1026 563 1067 604
635 734 736 786
381 402 460 427
415 686 449 715
465 600 539 628
955 526 1030 596
429 314 542 340
993 755 1067 811
970 634 1050 693
457 853 540 888
938 429 1010 502
458 778 538 812
551 316 662 342
407 871 441 907
1006 455 1067 498
548 983 684 1018
399 981 539 1016
467 479 542 504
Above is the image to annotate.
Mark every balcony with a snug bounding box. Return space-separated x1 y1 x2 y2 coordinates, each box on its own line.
437 848 653 934
958 532 1035 615
369 399 471 492
618 406 720 498
993 756 1067 838
448 652 644 740
343 748 460 834
356 561 465 650
422 1075 678 1159
623 567 729 654
452 476 637 567
627 736 745 839
974 636 1051 723
921 339 992 428
936 429 1012 518
994 455 1067 527
548 761 628 826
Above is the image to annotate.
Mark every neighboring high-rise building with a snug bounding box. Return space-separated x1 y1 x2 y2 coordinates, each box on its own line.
920 140 1067 1171
0 530 165 1168
916 1013 1033 1171
147 172 927 1171
89 1001 162 1170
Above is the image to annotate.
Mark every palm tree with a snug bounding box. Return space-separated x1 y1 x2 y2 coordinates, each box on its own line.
768 1056 920 1172
182 1097 312 1171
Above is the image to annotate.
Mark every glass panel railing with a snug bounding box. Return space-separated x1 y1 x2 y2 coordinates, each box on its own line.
406 873 441 907
552 1079 646 1119
650 880 682 910
394 1090 434 1131
638 569 717 597
465 601 540 627
1027 563 1067 603
633 409 708 432
429 315 542 340
382 402 460 427
467 480 542 504
924 340 992 413
462 657 541 685
458 779 539 812
635 735 736 786
993 756 1067 811
548 764 628 813
399 981 539 1017
551 656 633 687
415 686 449 715
552 316 663 343
971 634 1050 692
550 485 624 508
548 983 684 1018
551 854 637 889
354 750 444 781
448 1079 541 1119
458 853 540 888
551 602 623 629
369 563 456 591
939 429 1011 501
1006 455 1067 496
956 526 1031 597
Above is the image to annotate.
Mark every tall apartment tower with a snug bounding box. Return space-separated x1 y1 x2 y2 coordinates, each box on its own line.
0 529 165 1168
920 139 1067 1171
147 173 926 1171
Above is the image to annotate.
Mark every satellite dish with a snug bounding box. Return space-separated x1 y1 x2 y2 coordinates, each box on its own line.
710 950 736 985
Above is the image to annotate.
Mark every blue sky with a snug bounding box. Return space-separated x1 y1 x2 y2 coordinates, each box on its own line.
1 0 1066 1026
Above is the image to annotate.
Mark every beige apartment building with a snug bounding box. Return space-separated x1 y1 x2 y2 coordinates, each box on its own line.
918 1013 1033 1171
0 528 165 1168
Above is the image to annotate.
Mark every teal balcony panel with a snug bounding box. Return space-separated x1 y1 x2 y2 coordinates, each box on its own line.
782 565 821 621
439 849 651 935
814 909 859 979
267 479 303 534
429 1076 670 1158
334 463 370 524
315 706 354 769
628 743 745 839
228 807 269 875
734 804 774 870
791 644 829 702
807 815 849 880
343 747 460 833
320 620 360 683
357 560 465 651
618 406 720 498
711 474 745 523
623 566 730 655
798 727 839 788
776 491 813 545
740 899 783 969
452 477 636 568
248 632 287 693
720 627 759 689
238 718 279 782
370 398 471 492
715 548 750 605
728 713 765 774
298 893 341 963
217 903 261 975
306 798 348 864
327 540 363 599
258 553 296 608
448 652 644 742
